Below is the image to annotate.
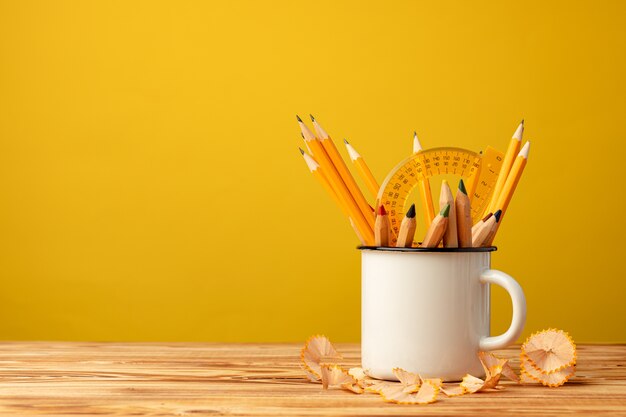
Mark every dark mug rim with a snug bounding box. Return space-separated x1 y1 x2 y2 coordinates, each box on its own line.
357 246 497 253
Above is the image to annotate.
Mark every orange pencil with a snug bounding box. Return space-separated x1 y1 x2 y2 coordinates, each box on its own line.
349 217 366 246
299 148 347 216
344 139 380 199
310 115 374 227
485 120 524 216
485 141 530 245
297 116 375 244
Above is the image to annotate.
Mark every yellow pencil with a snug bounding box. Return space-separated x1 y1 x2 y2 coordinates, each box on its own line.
494 141 530 216
396 203 417 247
349 217 366 246
455 179 472 247
485 120 524 215
344 139 379 199
485 141 530 245
413 132 436 228
310 115 374 228
299 148 348 216
298 117 375 244
421 204 450 248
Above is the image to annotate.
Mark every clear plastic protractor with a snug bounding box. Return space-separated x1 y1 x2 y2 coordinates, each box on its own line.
377 147 503 243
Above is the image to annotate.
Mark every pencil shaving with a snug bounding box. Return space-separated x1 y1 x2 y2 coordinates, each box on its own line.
441 352 508 396
521 329 576 374
300 328 575 406
300 335 342 381
441 383 467 397
520 355 575 387
376 380 439 405
392 367 422 392
479 351 520 383
320 364 364 393
348 367 376 388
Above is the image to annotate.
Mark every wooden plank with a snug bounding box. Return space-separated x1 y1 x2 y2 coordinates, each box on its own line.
0 342 623 416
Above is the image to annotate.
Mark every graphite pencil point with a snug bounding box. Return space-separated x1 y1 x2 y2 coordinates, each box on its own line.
458 179 467 195
299 147 305 155
494 209 502 222
296 115 303 123
441 203 450 217
309 114 315 122
343 138 349 144
406 203 416 218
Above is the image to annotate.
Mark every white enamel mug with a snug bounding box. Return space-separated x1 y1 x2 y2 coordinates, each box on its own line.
360 246 526 382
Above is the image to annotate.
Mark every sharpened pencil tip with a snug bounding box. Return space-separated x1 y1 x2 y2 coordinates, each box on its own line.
296 115 303 123
458 179 467 195
301 132 304 139
299 147 305 155
521 119 525 125
494 209 502 222
309 114 315 122
343 138 349 144
406 204 416 219
441 204 450 217
413 131 417 138
377 205 387 216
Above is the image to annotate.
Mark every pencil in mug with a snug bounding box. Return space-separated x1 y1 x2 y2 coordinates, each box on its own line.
421 204 450 248
472 212 493 235
482 210 502 246
396 203 417 248
374 205 391 247
484 120 524 216
455 179 472 247
485 141 530 245
300 149 372 245
343 139 380 199
299 148 348 216
472 210 501 247
349 217 366 246
439 180 458 248
413 132 436 228
297 117 375 244
310 115 374 226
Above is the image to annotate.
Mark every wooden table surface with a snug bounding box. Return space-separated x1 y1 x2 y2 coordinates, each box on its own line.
0 342 624 416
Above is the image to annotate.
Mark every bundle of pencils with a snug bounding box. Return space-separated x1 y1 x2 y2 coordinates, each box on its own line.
375 179 505 248
297 116 530 248
297 115 378 245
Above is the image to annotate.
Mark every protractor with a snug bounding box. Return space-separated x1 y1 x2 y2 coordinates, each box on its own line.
377 146 504 245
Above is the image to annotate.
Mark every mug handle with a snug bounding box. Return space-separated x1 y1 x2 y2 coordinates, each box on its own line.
478 269 527 351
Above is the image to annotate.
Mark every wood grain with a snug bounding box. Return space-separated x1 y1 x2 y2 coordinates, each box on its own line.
0 342 624 416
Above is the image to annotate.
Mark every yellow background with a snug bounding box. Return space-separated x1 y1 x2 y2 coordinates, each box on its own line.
0 1 624 342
